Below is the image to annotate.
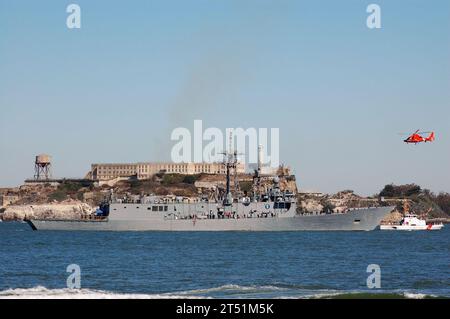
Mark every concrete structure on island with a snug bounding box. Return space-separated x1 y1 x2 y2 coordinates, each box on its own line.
88 162 245 181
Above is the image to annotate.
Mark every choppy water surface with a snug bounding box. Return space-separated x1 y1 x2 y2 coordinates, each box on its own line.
0 222 448 298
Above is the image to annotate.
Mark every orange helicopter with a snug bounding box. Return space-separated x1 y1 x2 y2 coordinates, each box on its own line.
402 130 435 144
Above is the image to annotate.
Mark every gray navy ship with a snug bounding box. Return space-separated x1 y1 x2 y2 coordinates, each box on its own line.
27 150 393 231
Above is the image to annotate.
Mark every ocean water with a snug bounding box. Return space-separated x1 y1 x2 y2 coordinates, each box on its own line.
0 222 448 299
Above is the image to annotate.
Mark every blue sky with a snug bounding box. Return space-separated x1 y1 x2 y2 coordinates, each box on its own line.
1 0 449 195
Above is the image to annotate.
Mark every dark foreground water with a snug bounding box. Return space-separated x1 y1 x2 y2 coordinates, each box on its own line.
0 222 448 298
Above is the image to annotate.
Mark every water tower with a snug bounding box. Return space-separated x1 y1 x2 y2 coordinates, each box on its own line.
34 154 52 180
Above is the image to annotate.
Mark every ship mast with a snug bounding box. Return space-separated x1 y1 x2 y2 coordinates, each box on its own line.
221 132 240 206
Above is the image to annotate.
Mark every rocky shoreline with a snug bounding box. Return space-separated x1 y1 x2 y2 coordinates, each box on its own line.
1 179 448 224
0 202 93 222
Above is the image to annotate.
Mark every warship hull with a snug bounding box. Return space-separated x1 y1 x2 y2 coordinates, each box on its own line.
27 206 393 231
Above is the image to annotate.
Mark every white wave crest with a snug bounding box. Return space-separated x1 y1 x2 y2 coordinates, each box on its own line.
0 286 439 299
402 292 429 299
0 286 204 299
176 284 287 295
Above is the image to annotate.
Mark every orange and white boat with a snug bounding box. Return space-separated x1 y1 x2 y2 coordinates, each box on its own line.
380 214 444 231
380 201 444 231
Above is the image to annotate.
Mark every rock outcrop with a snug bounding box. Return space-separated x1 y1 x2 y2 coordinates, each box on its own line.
0 202 94 221
380 210 403 224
